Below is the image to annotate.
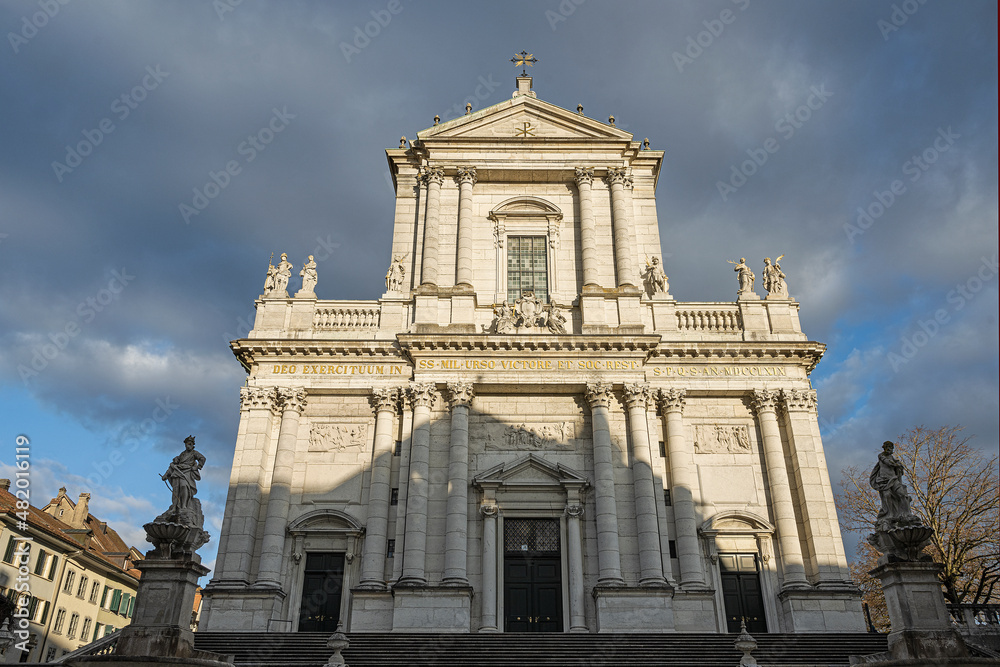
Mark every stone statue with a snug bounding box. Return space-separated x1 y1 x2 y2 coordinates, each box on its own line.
492 301 517 334
274 253 293 295
263 258 278 294
762 256 788 298
161 436 206 525
546 304 568 334
729 257 755 295
385 255 405 292
642 256 669 297
866 440 931 562
298 254 318 296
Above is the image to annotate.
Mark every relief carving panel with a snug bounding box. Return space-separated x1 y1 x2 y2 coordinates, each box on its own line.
308 423 369 452
693 424 752 454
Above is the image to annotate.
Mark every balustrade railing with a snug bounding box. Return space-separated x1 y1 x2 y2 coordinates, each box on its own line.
948 603 1000 633
675 306 741 332
314 302 381 330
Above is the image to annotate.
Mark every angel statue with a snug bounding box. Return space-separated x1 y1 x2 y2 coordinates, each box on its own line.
642 256 669 297
762 255 788 298
728 257 755 296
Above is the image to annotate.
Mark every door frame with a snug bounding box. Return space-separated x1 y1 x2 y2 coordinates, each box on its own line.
497 512 571 633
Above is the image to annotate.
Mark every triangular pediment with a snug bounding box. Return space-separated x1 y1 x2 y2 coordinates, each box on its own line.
418 96 633 142
473 453 589 490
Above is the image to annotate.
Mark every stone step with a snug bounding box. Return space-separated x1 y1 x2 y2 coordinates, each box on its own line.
193 632 889 667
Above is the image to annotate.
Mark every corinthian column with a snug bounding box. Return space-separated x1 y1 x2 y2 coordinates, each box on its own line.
605 168 636 288
658 389 706 588
455 167 477 288
479 502 499 632
585 382 624 586
397 382 438 586
750 389 809 588
420 167 445 287
358 388 399 589
256 386 307 588
443 381 474 585
565 503 587 631
623 383 667 586
574 167 599 287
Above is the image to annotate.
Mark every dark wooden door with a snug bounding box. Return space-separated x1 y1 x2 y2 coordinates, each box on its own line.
503 519 563 632
297 552 344 632
720 553 767 633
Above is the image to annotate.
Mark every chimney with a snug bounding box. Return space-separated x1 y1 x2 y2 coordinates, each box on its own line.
0 479 9 492
71 493 91 528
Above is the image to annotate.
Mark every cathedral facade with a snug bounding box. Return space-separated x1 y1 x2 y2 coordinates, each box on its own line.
200 73 864 635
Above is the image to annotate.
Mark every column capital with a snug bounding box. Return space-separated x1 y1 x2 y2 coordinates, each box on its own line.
565 503 585 518
574 167 594 186
275 386 307 414
658 388 687 414
480 502 499 518
622 382 652 410
604 167 631 187
455 166 478 186
748 388 780 416
408 382 439 409
370 387 400 414
240 386 279 413
446 381 474 408
782 388 818 413
585 381 614 409
422 166 445 186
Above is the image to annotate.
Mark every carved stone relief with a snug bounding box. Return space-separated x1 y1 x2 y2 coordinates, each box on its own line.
308 423 368 453
481 421 577 451
693 424 752 454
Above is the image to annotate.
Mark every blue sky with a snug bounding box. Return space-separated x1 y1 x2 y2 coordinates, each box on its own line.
0 0 996 573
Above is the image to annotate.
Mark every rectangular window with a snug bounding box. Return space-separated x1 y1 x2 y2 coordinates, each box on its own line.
664 489 672 506
53 608 66 634
77 575 88 598
507 236 548 304
393 440 402 456
390 488 399 506
33 549 48 575
101 585 110 608
67 612 79 639
110 589 122 613
658 441 666 457
93 623 103 642
669 540 678 559
119 592 131 617
47 554 58 580
386 539 395 558
2 536 15 563
90 581 101 604
62 570 76 594
46 647 57 661
38 600 50 624
81 618 92 641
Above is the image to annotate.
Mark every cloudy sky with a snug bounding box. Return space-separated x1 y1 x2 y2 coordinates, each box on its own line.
0 0 996 572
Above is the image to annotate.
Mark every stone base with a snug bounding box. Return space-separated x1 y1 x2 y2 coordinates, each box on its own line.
671 588 718 632
69 657 233 667
391 586 472 632
199 584 287 631
349 588 394 631
592 586 675 632
778 587 867 632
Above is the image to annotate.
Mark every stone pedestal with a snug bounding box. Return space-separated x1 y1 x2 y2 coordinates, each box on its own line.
873 561 969 662
349 589 394 632
592 586 675 632
391 586 472 632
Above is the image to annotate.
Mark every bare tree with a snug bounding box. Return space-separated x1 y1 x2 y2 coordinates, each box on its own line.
838 425 1000 625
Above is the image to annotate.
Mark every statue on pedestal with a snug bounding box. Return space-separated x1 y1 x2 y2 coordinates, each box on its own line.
385 255 405 292
642 256 669 297
297 255 318 296
762 256 788 298
728 257 756 296
546 304 568 335
263 255 278 294
273 253 293 295
149 436 210 558
867 441 931 562
492 301 516 334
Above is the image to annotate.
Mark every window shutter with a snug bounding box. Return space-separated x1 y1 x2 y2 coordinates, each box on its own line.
47 555 58 579
2 536 14 562
110 589 122 613
40 600 50 624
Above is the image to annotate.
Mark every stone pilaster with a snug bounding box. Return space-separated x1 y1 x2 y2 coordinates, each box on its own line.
566 502 588 632
397 382 438 586
574 167 599 287
443 381 474 585
658 389 707 589
623 382 667 587
585 381 624 586
605 168 637 288
256 386 307 589
420 167 445 287
358 388 400 589
749 389 809 589
390 391 413 583
454 167 477 288
479 502 499 632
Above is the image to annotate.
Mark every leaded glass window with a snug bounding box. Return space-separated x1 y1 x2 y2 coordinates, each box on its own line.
507 236 548 304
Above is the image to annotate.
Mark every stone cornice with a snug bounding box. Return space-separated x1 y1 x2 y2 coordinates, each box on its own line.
397 334 661 354
230 339 405 372
649 341 826 373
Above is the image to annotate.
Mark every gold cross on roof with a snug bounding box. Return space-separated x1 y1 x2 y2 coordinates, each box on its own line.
511 50 538 76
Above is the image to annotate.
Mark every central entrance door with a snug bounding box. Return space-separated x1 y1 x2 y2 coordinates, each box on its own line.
297 552 344 632
720 553 767 633
504 518 563 632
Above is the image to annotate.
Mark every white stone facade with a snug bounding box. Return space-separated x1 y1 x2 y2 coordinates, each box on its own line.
200 76 863 635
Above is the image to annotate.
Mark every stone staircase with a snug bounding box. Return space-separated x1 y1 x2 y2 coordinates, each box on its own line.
193 632 890 666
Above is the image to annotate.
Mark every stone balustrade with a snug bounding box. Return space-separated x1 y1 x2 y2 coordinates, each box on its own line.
675 305 741 332
314 302 381 329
